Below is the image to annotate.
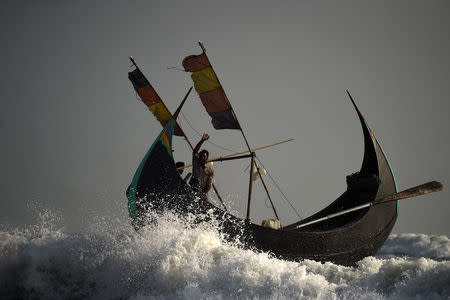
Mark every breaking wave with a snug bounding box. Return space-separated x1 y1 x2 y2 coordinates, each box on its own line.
0 210 449 299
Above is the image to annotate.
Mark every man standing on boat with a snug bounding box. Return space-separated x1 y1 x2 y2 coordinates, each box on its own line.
190 133 214 199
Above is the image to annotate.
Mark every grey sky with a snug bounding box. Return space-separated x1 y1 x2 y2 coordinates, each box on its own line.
1 0 449 235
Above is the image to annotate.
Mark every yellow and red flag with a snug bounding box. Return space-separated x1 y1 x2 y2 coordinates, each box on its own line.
182 52 240 130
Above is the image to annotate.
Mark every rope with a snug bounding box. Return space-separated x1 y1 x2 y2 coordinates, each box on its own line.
255 156 303 220
179 110 236 153
265 197 272 208
167 66 185 72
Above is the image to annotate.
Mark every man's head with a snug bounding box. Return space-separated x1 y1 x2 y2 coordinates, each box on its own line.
199 149 209 163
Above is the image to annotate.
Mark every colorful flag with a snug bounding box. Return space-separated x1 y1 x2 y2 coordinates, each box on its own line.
128 68 184 136
182 52 240 130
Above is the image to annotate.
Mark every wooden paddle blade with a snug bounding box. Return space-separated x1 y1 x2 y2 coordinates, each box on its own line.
374 181 443 204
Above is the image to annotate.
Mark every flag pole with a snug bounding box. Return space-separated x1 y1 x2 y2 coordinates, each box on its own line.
198 41 277 222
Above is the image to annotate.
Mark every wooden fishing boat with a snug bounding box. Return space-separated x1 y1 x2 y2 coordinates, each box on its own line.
125 43 442 266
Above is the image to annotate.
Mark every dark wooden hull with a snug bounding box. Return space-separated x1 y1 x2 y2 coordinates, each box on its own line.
249 201 397 266
127 97 398 266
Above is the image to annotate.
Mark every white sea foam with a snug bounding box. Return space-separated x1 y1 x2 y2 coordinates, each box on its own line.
0 211 449 299
379 233 450 260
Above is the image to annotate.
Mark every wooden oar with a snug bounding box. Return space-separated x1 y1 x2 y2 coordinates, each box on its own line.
289 181 443 230
178 138 294 170
372 181 443 204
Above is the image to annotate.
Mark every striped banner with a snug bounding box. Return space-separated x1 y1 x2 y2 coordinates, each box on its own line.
182 52 240 130
128 68 184 136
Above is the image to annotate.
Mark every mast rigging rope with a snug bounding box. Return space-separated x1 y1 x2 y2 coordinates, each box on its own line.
255 156 303 220
179 110 237 153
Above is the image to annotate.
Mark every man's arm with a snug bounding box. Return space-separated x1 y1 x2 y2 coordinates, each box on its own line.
193 133 209 155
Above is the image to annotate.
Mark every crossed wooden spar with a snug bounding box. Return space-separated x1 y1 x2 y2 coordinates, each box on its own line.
177 138 294 170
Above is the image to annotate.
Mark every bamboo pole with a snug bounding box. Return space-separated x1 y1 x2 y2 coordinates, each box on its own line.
177 138 294 170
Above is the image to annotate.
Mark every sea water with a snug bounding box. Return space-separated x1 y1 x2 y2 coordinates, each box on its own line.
0 210 449 299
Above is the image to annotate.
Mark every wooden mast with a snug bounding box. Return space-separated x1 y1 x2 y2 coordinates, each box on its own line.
198 41 279 223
